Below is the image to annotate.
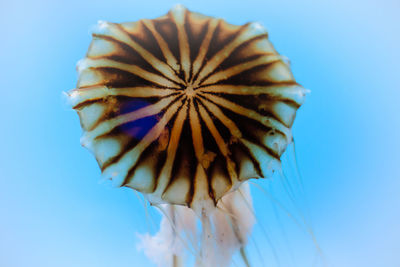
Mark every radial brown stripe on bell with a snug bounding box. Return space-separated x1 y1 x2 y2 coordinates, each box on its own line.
191 18 220 82
68 5 306 211
141 19 180 73
153 99 188 203
169 5 191 82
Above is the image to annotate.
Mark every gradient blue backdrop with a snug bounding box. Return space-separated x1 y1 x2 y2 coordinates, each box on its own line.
1 0 399 266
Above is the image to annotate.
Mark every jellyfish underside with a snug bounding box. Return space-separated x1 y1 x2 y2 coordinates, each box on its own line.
68 5 306 267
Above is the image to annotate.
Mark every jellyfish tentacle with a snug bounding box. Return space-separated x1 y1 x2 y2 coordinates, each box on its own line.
217 201 251 267
152 204 199 257
93 21 185 85
198 212 214 266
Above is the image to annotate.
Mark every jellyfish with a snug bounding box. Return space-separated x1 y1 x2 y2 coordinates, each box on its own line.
67 5 306 267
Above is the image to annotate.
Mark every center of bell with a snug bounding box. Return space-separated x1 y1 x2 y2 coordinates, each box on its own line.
185 84 196 98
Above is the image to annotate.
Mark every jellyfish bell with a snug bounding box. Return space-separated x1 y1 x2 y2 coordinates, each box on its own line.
67 4 306 266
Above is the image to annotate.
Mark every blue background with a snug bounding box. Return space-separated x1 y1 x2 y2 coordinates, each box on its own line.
1 0 399 266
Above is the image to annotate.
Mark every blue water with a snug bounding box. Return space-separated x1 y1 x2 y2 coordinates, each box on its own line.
1 0 399 266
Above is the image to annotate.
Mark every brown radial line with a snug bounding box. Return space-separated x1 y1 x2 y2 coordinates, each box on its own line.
191 18 220 82
200 55 283 86
72 99 103 111
197 92 291 140
278 97 302 109
122 142 158 189
240 139 280 177
122 103 184 191
162 118 197 203
232 141 264 179
197 102 237 185
78 57 180 89
215 34 271 68
193 23 265 87
196 96 241 139
141 19 180 73
205 91 296 128
101 97 185 178
151 102 185 194
199 84 303 114
193 100 221 204
152 150 168 193
99 136 139 172
188 98 204 161
199 83 301 99
232 117 281 159
114 23 185 85
185 155 198 206
84 94 181 142
157 99 189 197
70 86 179 109
197 96 240 178
186 99 202 205
170 6 191 82
198 94 280 165
90 33 179 85
197 96 268 176
98 23 185 86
